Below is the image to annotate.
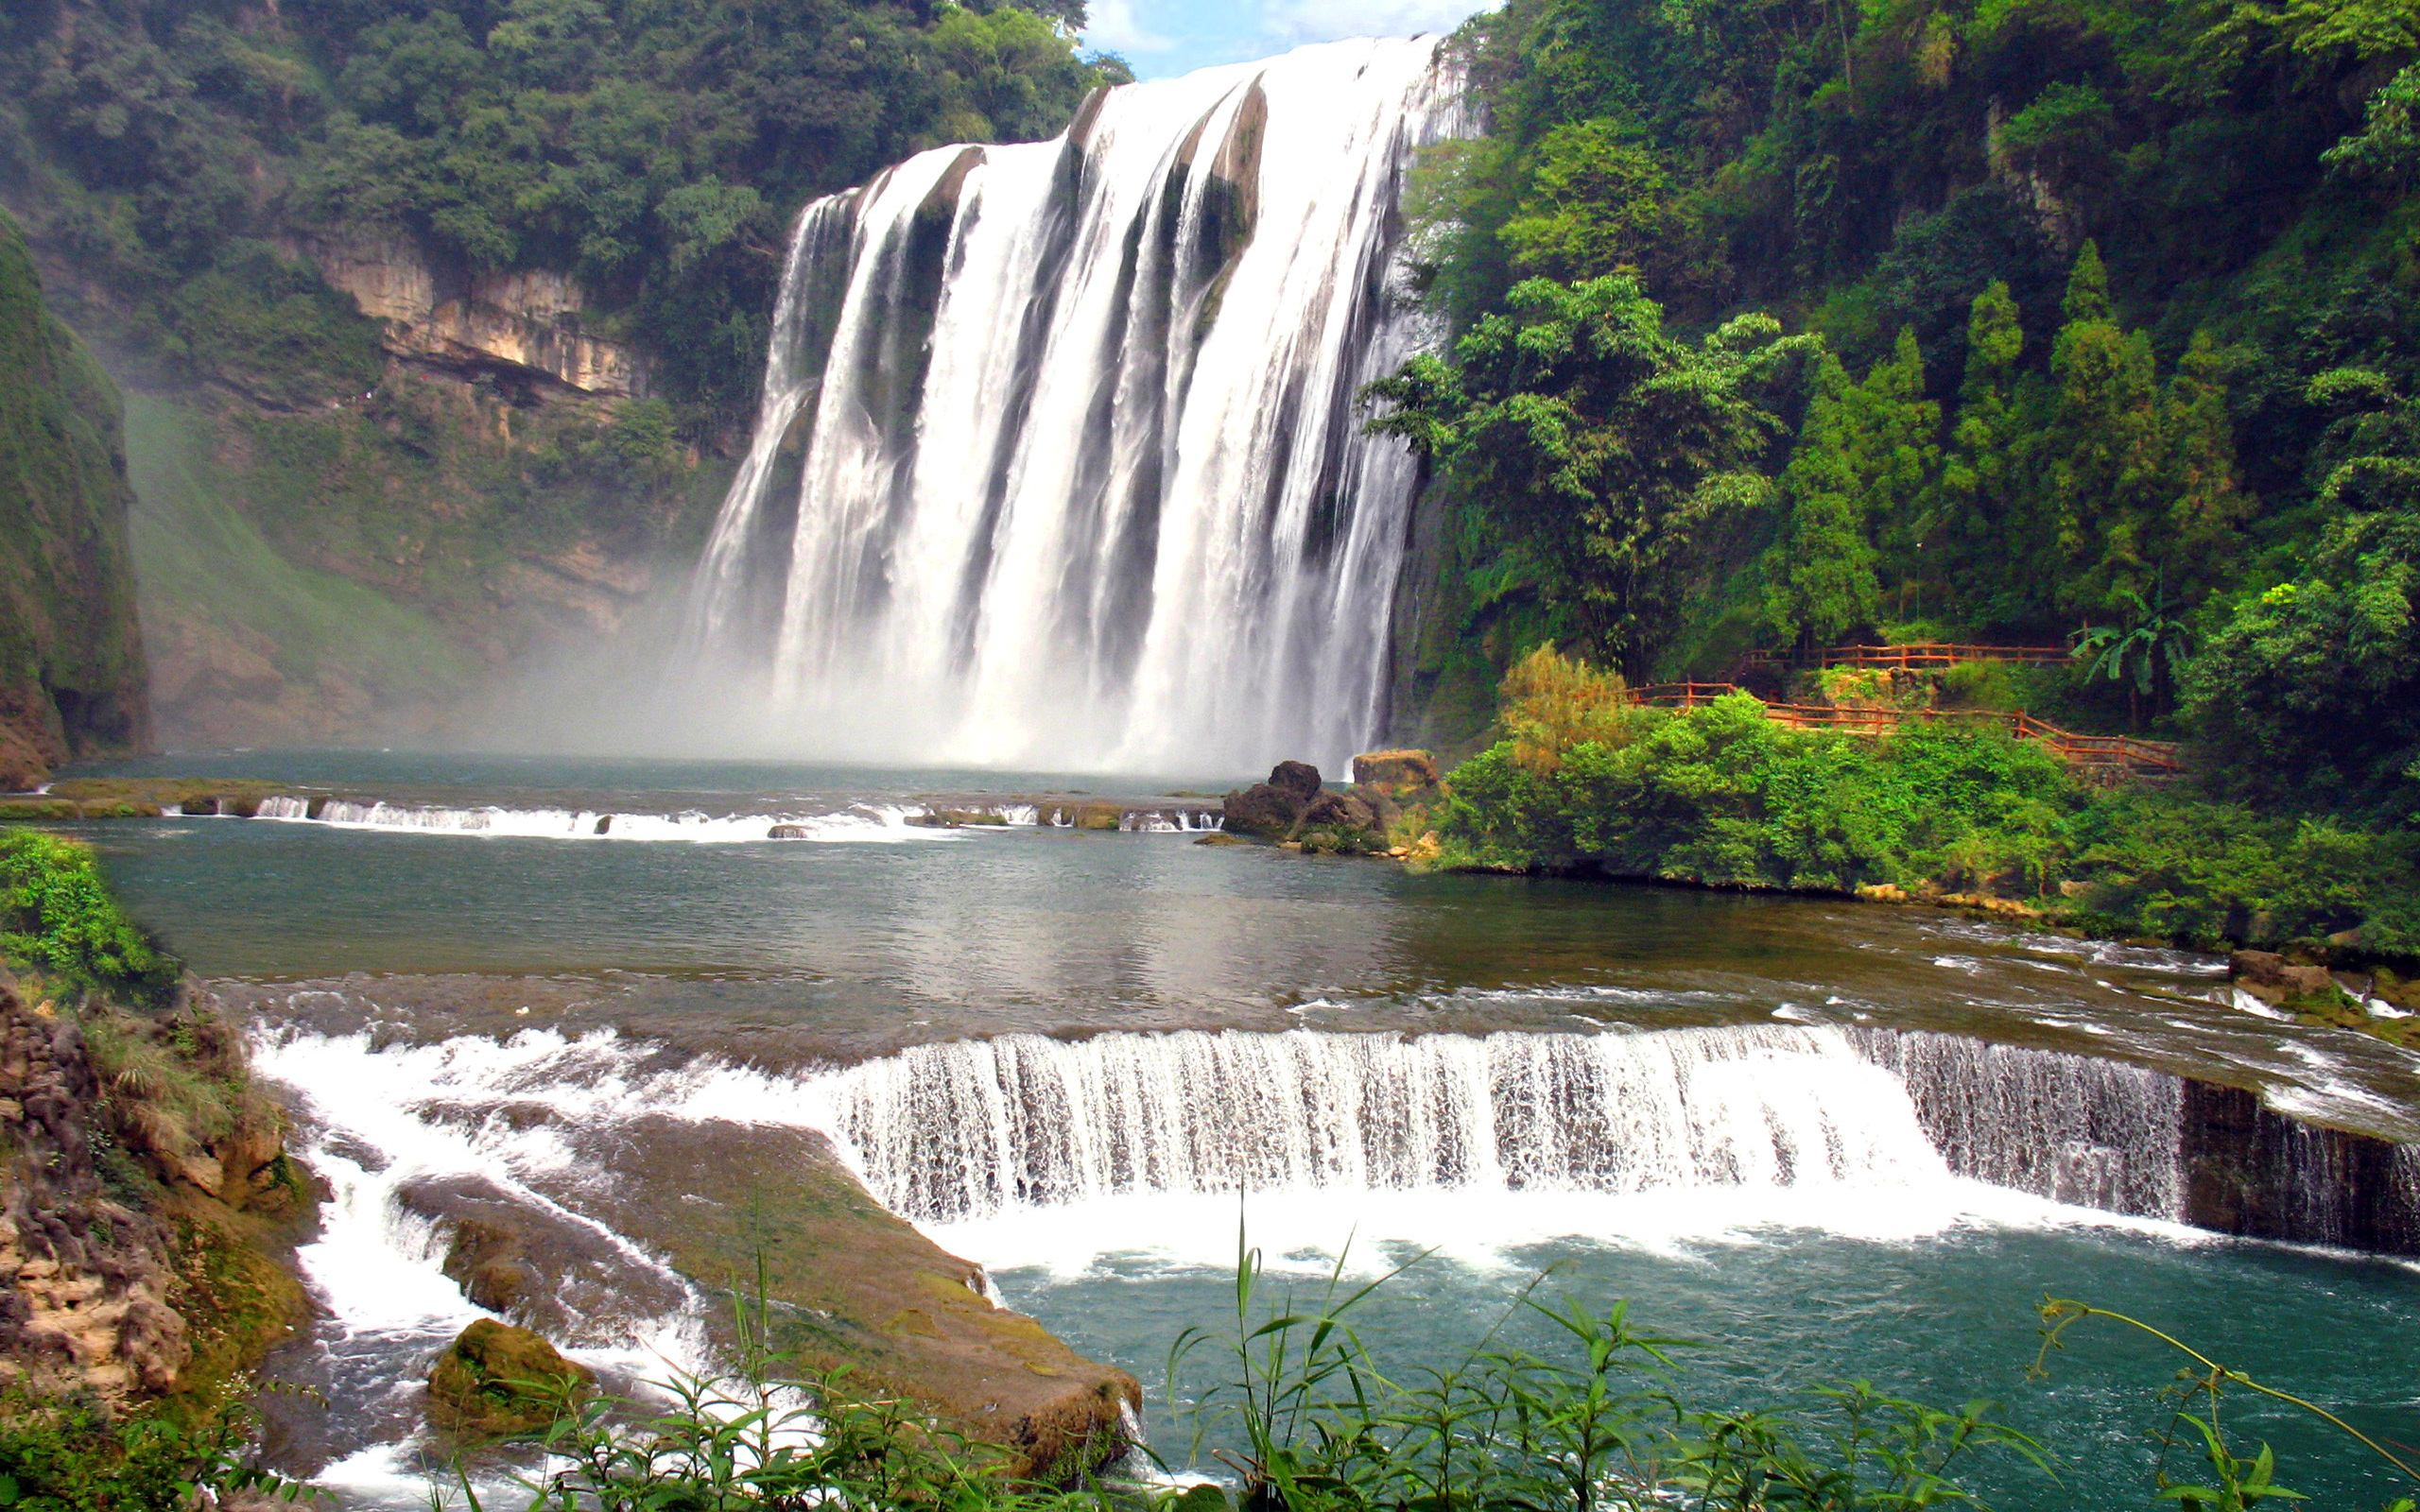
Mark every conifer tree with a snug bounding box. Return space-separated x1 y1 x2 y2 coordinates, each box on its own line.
2040 240 2164 619
1852 326 1945 618
1763 352 1879 646
1927 282 2037 627
2156 331 2252 599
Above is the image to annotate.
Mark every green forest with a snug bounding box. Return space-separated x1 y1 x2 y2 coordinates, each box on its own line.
0 0 1123 411
1377 0 2420 794
1357 0 2420 961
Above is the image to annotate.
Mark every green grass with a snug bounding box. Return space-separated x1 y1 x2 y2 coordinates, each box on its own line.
121 394 478 704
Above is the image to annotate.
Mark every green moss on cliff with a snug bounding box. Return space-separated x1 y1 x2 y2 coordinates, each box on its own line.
123 394 480 736
0 211 147 787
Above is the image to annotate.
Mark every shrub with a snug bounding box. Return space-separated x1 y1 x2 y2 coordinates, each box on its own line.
0 831 178 1004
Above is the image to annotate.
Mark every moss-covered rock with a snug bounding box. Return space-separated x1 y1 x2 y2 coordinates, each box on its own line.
0 213 150 788
426 1318 595 1439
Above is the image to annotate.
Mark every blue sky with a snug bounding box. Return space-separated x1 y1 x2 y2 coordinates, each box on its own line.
1080 0 1498 79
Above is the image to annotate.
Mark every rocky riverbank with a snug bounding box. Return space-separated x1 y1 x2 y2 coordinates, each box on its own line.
0 976 312 1417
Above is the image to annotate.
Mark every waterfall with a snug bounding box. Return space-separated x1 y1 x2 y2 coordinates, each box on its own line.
1854 1030 2185 1219
813 1026 1959 1224
684 39 1466 773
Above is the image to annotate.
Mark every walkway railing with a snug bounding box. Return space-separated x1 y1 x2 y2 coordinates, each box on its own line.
1737 643 2073 671
1621 683 2183 773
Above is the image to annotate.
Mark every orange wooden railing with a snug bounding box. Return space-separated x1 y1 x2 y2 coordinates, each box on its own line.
1619 683 2182 773
1738 643 2073 671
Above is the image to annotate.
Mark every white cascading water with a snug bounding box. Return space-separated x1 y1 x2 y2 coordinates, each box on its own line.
684 39 1467 773
242 1017 2234 1490
818 1027 1957 1223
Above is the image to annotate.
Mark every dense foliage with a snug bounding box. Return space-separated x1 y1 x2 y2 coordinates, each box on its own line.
0 829 178 1002
0 211 147 782
1428 648 2420 958
1376 0 2420 807
0 0 1125 409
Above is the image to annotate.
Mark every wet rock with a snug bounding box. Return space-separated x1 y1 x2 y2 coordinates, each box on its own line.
426 1318 593 1439
395 1174 687 1346
908 809 1010 828
551 1115 1141 1482
1269 761 1322 801
1350 749 1439 794
2229 950 2345 1005
768 823 808 839
1193 833 1246 847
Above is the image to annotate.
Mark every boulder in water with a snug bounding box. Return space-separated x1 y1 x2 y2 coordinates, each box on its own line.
426 1318 593 1439
768 823 809 839
1269 761 1322 800
1219 782 1299 838
2229 950 2349 1006
1222 762 1326 838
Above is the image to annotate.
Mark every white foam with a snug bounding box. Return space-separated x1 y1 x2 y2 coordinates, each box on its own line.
928 1178 2208 1280
253 798 942 843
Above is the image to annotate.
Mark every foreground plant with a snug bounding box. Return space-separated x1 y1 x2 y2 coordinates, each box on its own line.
1167 1224 2043 1511
2033 1297 2419 1512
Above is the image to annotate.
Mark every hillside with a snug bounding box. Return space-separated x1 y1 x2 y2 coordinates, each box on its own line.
0 212 147 788
1378 0 2420 825
0 0 1123 744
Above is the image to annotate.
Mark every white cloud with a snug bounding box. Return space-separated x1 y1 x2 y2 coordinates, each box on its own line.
1258 0 1499 46
1080 0 1179 56
1084 0 1498 78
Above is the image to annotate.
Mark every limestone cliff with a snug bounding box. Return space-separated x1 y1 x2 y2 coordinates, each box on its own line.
0 214 148 788
289 233 646 398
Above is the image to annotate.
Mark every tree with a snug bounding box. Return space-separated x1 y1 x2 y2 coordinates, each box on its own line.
1848 325 1944 615
1364 274 1815 676
1762 352 1879 646
1498 117 1698 290
1927 282 2041 629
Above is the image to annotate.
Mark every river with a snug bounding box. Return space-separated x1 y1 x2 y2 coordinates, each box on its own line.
60 750 2420 1509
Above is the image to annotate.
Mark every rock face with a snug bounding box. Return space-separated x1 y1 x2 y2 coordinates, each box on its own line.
1350 749 1440 794
0 978 307 1405
426 1317 595 1439
0 212 150 788
293 233 644 397
2178 1080 2420 1254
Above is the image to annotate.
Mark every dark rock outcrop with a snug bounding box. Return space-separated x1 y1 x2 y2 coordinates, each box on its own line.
2178 1081 2420 1254
1221 779 1305 838
0 212 149 787
1223 762 1390 852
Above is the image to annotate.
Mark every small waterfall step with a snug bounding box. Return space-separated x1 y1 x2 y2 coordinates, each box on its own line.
812 1024 2420 1258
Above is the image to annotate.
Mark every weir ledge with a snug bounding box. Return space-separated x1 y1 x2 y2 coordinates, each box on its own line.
1858 1028 2420 1257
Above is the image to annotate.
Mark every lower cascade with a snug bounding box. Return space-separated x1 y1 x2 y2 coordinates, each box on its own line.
683 40 1468 773
813 1025 2198 1226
